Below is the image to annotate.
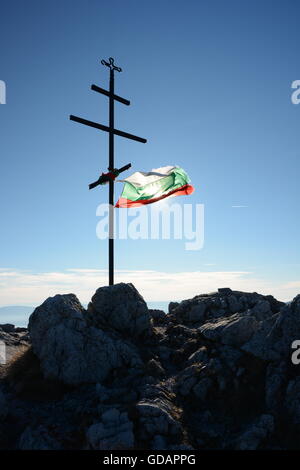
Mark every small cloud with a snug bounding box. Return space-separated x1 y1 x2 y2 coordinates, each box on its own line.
232 205 248 208
280 281 300 289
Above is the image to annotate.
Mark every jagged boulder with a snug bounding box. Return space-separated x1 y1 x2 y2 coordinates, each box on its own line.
28 293 143 385
243 295 300 361
172 289 283 328
241 315 279 361
265 362 287 411
235 415 274 450
149 309 166 325
152 434 167 450
0 324 15 333
86 283 151 338
174 299 208 326
168 302 179 314
199 312 259 347
146 358 166 378
4 285 298 450
86 409 134 450
177 364 203 396
284 376 300 426
187 346 208 366
136 400 182 440
19 426 62 450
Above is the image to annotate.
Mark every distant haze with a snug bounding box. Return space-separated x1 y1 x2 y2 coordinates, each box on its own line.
0 302 169 328
0 306 35 327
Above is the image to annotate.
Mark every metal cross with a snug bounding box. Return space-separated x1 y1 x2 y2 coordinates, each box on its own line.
70 57 147 285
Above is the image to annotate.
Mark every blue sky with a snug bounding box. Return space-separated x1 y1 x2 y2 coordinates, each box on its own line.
1 0 300 308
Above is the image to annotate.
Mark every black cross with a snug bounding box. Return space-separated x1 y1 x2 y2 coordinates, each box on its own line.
70 57 147 285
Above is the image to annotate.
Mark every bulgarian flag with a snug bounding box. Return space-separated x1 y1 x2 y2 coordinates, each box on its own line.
115 165 194 208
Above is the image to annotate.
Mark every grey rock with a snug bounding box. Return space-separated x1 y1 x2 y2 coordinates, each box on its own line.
236 367 244 377
228 295 241 313
4 285 296 450
152 434 167 450
15 327 28 333
199 312 258 347
171 290 282 331
187 346 208 365
95 384 137 405
0 324 15 333
137 400 182 438
207 357 223 374
193 377 213 400
265 362 286 411
243 295 300 361
86 410 134 450
270 296 300 358
284 376 300 425
95 383 110 402
158 346 171 361
102 408 120 424
146 359 165 378
219 345 243 371
242 314 279 361
29 293 143 385
217 375 227 392
149 309 166 323
196 410 225 439
251 300 272 321
218 288 232 295
179 376 198 396
87 283 151 338
168 302 179 314
235 415 274 450
139 375 159 386
176 301 207 326
177 365 203 396
19 426 62 450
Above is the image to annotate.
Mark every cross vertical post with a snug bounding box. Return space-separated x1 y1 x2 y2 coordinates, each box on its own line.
108 66 114 285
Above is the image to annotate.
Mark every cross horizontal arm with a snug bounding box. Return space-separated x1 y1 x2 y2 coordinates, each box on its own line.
69 115 147 143
91 84 130 106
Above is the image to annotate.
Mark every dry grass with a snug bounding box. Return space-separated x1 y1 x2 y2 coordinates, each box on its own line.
0 344 29 380
1 345 70 400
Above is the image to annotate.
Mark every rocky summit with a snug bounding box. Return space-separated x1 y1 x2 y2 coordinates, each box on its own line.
1 283 300 450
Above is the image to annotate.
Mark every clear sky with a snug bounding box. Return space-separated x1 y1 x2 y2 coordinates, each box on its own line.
1 0 300 308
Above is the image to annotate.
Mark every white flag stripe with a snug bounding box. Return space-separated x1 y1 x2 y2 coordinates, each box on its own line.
118 165 176 187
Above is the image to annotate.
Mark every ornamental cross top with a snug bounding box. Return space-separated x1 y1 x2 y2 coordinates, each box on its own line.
101 57 122 73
